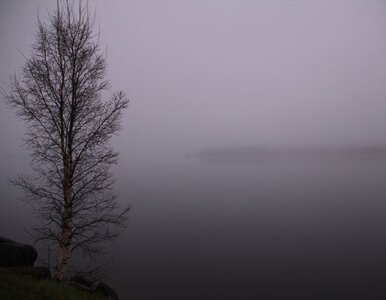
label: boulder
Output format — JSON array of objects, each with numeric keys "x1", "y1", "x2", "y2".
[
  {"x1": 70, "y1": 274, "x2": 95, "y2": 291},
  {"x1": 95, "y1": 282, "x2": 119, "y2": 300},
  {"x1": 70, "y1": 273, "x2": 119, "y2": 299},
  {"x1": 0, "y1": 236, "x2": 37, "y2": 268}
]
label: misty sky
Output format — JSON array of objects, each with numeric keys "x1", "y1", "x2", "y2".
[{"x1": 1, "y1": 0, "x2": 386, "y2": 160}]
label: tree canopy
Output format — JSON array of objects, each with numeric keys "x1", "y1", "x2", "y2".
[{"x1": 4, "y1": 0, "x2": 129, "y2": 280}]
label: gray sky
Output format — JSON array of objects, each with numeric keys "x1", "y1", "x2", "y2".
[{"x1": 1, "y1": 0, "x2": 386, "y2": 160}]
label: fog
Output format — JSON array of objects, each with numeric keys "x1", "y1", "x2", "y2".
[
  {"x1": 2, "y1": 0, "x2": 386, "y2": 157},
  {"x1": 1, "y1": 1, "x2": 386, "y2": 299}
]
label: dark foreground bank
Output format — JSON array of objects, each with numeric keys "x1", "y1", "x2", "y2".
[
  {"x1": 0, "y1": 268, "x2": 108, "y2": 300},
  {"x1": 0, "y1": 236, "x2": 118, "y2": 300}
]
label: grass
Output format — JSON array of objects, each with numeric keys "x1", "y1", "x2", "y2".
[{"x1": 0, "y1": 268, "x2": 108, "y2": 300}]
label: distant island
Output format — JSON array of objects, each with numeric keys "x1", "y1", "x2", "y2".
[{"x1": 196, "y1": 145, "x2": 386, "y2": 164}]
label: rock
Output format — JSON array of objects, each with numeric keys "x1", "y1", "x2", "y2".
[
  {"x1": 70, "y1": 274, "x2": 95, "y2": 291},
  {"x1": 10, "y1": 266, "x2": 51, "y2": 280},
  {"x1": 70, "y1": 273, "x2": 119, "y2": 299},
  {"x1": 30, "y1": 266, "x2": 51, "y2": 279},
  {"x1": 0, "y1": 236, "x2": 38, "y2": 268},
  {"x1": 95, "y1": 282, "x2": 119, "y2": 300}
]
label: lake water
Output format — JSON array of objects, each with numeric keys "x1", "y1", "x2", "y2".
[{"x1": 109, "y1": 150, "x2": 386, "y2": 300}]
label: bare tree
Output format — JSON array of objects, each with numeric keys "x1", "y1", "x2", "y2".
[{"x1": 3, "y1": 1, "x2": 129, "y2": 281}]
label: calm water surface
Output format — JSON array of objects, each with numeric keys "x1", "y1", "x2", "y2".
[{"x1": 111, "y1": 152, "x2": 386, "y2": 300}]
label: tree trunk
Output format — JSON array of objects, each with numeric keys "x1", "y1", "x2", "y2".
[
  {"x1": 55, "y1": 234, "x2": 71, "y2": 280},
  {"x1": 55, "y1": 156, "x2": 73, "y2": 281},
  {"x1": 54, "y1": 197, "x2": 72, "y2": 280}
]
